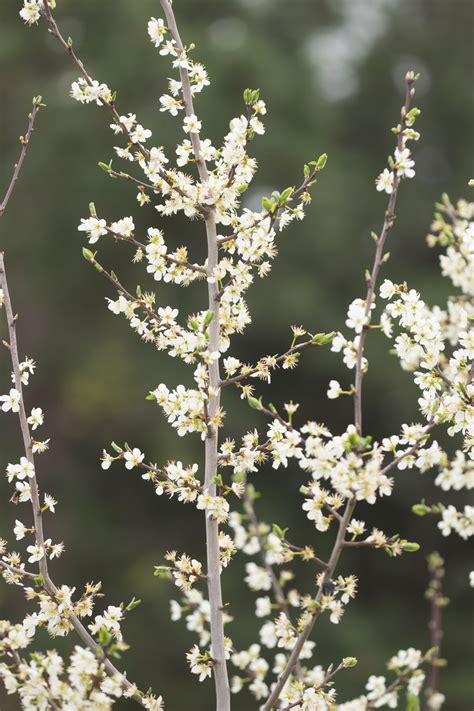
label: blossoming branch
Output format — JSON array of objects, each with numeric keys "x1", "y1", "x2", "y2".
[{"x1": 0, "y1": 1, "x2": 471, "y2": 709}]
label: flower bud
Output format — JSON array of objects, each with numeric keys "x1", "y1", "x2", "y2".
[
  {"x1": 412, "y1": 503, "x2": 430, "y2": 517},
  {"x1": 247, "y1": 396, "x2": 262, "y2": 411},
  {"x1": 342, "y1": 656, "x2": 358, "y2": 668},
  {"x1": 402, "y1": 541, "x2": 420, "y2": 553}
]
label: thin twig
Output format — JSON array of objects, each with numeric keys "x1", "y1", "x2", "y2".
[
  {"x1": 379, "y1": 420, "x2": 435, "y2": 477},
  {"x1": 216, "y1": 165, "x2": 319, "y2": 249},
  {"x1": 354, "y1": 76, "x2": 416, "y2": 434},
  {"x1": 40, "y1": 1, "x2": 148, "y2": 160},
  {"x1": 281, "y1": 660, "x2": 346, "y2": 711},
  {"x1": 342, "y1": 540, "x2": 373, "y2": 548},
  {"x1": 220, "y1": 338, "x2": 317, "y2": 387},
  {"x1": 39, "y1": 0, "x2": 200, "y2": 211},
  {"x1": 0, "y1": 98, "x2": 42, "y2": 216},
  {"x1": 159, "y1": 0, "x2": 208, "y2": 183},
  {"x1": 260, "y1": 403, "x2": 294, "y2": 431},
  {"x1": 0, "y1": 559, "x2": 38, "y2": 581},
  {"x1": 104, "y1": 225, "x2": 207, "y2": 274},
  {"x1": 282, "y1": 539, "x2": 329, "y2": 569},
  {"x1": 108, "y1": 165, "x2": 207, "y2": 218},
  {"x1": 0, "y1": 253, "x2": 51, "y2": 587},
  {"x1": 0, "y1": 91, "x2": 144, "y2": 703},
  {"x1": 424, "y1": 553, "x2": 446, "y2": 709}
]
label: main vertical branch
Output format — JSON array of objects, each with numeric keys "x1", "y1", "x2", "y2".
[
  {"x1": 159, "y1": 2, "x2": 230, "y2": 706},
  {"x1": 204, "y1": 210, "x2": 231, "y2": 709}
]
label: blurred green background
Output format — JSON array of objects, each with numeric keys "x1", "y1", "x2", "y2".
[{"x1": 1, "y1": 0, "x2": 473, "y2": 708}]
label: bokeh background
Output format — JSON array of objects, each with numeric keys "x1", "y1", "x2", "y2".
[{"x1": 1, "y1": 0, "x2": 473, "y2": 708}]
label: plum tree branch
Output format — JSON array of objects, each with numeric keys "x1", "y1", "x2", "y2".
[
  {"x1": 159, "y1": 2, "x2": 231, "y2": 708},
  {"x1": 0, "y1": 252, "x2": 148, "y2": 707},
  {"x1": 262, "y1": 74, "x2": 419, "y2": 711},
  {"x1": 0, "y1": 97, "x2": 42, "y2": 217},
  {"x1": 354, "y1": 75, "x2": 416, "y2": 435}
]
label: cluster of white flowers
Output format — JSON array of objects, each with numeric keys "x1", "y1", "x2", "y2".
[
  {"x1": 150, "y1": 383, "x2": 210, "y2": 437},
  {"x1": 187, "y1": 644, "x2": 215, "y2": 683},
  {"x1": 438, "y1": 505, "x2": 474, "y2": 539},
  {"x1": 229, "y1": 632, "x2": 326, "y2": 704},
  {"x1": 375, "y1": 94, "x2": 420, "y2": 195},
  {"x1": 170, "y1": 584, "x2": 233, "y2": 649},
  {"x1": 160, "y1": 552, "x2": 204, "y2": 593},
  {"x1": 19, "y1": 0, "x2": 42, "y2": 25},
  {"x1": 225, "y1": 506, "x2": 363, "y2": 702},
  {"x1": 336, "y1": 647, "x2": 429, "y2": 710},
  {"x1": 102, "y1": 441, "x2": 243, "y2": 539},
  {"x1": 71, "y1": 77, "x2": 113, "y2": 106},
  {"x1": 435, "y1": 450, "x2": 474, "y2": 491},
  {"x1": 375, "y1": 194, "x2": 474, "y2": 557},
  {"x1": 331, "y1": 331, "x2": 368, "y2": 371},
  {"x1": 0, "y1": 356, "x2": 62, "y2": 575},
  {"x1": 229, "y1": 632, "x2": 430, "y2": 708},
  {"x1": 0, "y1": 625, "x2": 164, "y2": 709},
  {"x1": 0, "y1": 579, "x2": 162, "y2": 706},
  {"x1": 219, "y1": 414, "x2": 439, "y2": 553}
]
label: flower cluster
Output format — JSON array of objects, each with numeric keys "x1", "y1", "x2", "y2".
[
  {"x1": 71, "y1": 77, "x2": 113, "y2": 106},
  {"x1": 375, "y1": 87, "x2": 420, "y2": 196},
  {"x1": 337, "y1": 647, "x2": 432, "y2": 710},
  {"x1": 19, "y1": 0, "x2": 43, "y2": 25},
  {"x1": 158, "y1": 551, "x2": 204, "y2": 593},
  {"x1": 0, "y1": 625, "x2": 164, "y2": 709},
  {"x1": 379, "y1": 193, "x2": 474, "y2": 557}
]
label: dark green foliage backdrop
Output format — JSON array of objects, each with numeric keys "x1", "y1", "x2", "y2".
[{"x1": 0, "y1": 1, "x2": 473, "y2": 708}]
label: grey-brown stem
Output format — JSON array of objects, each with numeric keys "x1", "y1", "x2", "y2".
[
  {"x1": 354, "y1": 77, "x2": 415, "y2": 435},
  {"x1": 0, "y1": 252, "x2": 51, "y2": 587},
  {"x1": 261, "y1": 498, "x2": 356, "y2": 710},
  {"x1": 262, "y1": 76, "x2": 417, "y2": 710},
  {"x1": 425, "y1": 553, "x2": 445, "y2": 709},
  {"x1": 159, "y1": 1, "x2": 230, "y2": 707},
  {"x1": 0, "y1": 99, "x2": 41, "y2": 217},
  {"x1": 204, "y1": 214, "x2": 231, "y2": 709},
  {"x1": 0, "y1": 252, "x2": 147, "y2": 707}
]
